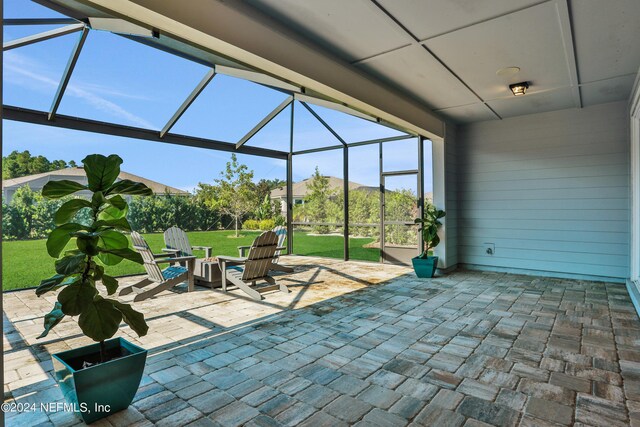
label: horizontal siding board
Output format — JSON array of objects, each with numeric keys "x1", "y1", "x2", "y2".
[
  {"x1": 458, "y1": 227, "x2": 628, "y2": 245},
  {"x1": 460, "y1": 198, "x2": 628, "y2": 211},
  {"x1": 459, "y1": 186, "x2": 629, "y2": 201},
  {"x1": 459, "y1": 246, "x2": 628, "y2": 267},
  {"x1": 456, "y1": 101, "x2": 630, "y2": 279},
  {"x1": 462, "y1": 153, "x2": 626, "y2": 174},
  {"x1": 459, "y1": 218, "x2": 628, "y2": 233},
  {"x1": 460, "y1": 209, "x2": 628, "y2": 221},
  {"x1": 459, "y1": 164, "x2": 627, "y2": 183},
  {"x1": 458, "y1": 236, "x2": 628, "y2": 256},
  {"x1": 460, "y1": 255, "x2": 629, "y2": 278},
  {"x1": 460, "y1": 175, "x2": 628, "y2": 192}
]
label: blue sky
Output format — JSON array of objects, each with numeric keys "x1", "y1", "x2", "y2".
[{"x1": 3, "y1": 0, "x2": 432, "y2": 193}]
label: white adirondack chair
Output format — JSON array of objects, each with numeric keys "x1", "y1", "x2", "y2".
[
  {"x1": 220, "y1": 231, "x2": 290, "y2": 300},
  {"x1": 119, "y1": 231, "x2": 195, "y2": 302},
  {"x1": 238, "y1": 225, "x2": 293, "y2": 273},
  {"x1": 164, "y1": 226, "x2": 212, "y2": 258},
  {"x1": 164, "y1": 226, "x2": 220, "y2": 287}
]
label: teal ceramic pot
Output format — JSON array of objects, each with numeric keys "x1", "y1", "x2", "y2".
[
  {"x1": 52, "y1": 337, "x2": 147, "y2": 424},
  {"x1": 412, "y1": 256, "x2": 439, "y2": 278}
]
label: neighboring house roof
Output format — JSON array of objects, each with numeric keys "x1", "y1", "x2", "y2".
[
  {"x1": 270, "y1": 176, "x2": 376, "y2": 199},
  {"x1": 270, "y1": 176, "x2": 434, "y2": 201},
  {"x1": 2, "y1": 167, "x2": 189, "y2": 196}
]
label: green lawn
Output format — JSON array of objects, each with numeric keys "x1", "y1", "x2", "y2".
[{"x1": 2, "y1": 230, "x2": 377, "y2": 291}]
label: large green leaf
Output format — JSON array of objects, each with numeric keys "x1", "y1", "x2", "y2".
[
  {"x1": 36, "y1": 274, "x2": 65, "y2": 297},
  {"x1": 54, "y1": 199, "x2": 92, "y2": 225},
  {"x1": 94, "y1": 217, "x2": 132, "y2": 232},
  {"x1": 46, "y1": 223, "x2": 85, "y2": 258},
  {"x1": 83, "y1": 154, "x2": 122, "y2": 192},
  {"x1": 78, "y1": 297, "x2": 123, "y2": 342},
  {"x1": 76, "y1": 233, "x2": 100, "y2": 256},
  {"x1": 58, "y1": 281, "x2": 97, "y2": 316},
  {"x1": 97, "y1": 204, "x2": 127, "y2": 222},
  {"x1": 101, "y1": 274, "x2": 118, "y2": 295},
  {"x1": 107, "y1": 195, "x2": 127, "y2": 209},
  {"x1": 97, "y1": 247, "x2": 143, "y2": 266},
  {"x1": 42, "y1": 180, "x2": 87, "y2": 199},
  {"x1": 54, "y1": 253, "x2": 86, "y2": 275},
  {"x1": 38, "y1": 302, "x2": 65, "y2": 339},
  {"x1": 106, "y1": 179, "x2": 153, "y2": 196},
  {"x1": 112, "y1": 300, "x2": 148, "y2": 337},
  {"x1": 98, "y1": 230, "x2": 129, "y2": 250}
]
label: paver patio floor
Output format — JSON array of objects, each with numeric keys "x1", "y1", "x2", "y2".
[{"x1": 4, "y1": 256, "x2": 640, "y2": 426}]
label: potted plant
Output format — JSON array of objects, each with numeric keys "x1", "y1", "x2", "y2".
[
  {"x1": 412, "y1": 204, "x2": 446, "y2": 278},
  {"x1": 36, "y1": 154, "x2": 153, "y2": 424}
]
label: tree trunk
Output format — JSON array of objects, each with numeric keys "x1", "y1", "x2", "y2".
[{"x1": 235, "y1": 216, "x2": 239, "y2": 237}]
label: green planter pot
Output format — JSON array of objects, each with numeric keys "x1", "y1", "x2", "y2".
[
  {"x1": 52, "y1": 337, "x2": 147, "y2": 424},
  {"x1": 412, "y1": 256, "x2": 439, "y2": 278}
]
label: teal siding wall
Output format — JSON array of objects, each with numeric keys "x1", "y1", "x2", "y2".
[{"x1": 457, "y1": 101, "x2": 630, "y2": 281}]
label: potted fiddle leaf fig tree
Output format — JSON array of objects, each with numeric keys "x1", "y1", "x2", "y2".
[
  {"x1": 412, "y1": 204, "x2": 446, "y2": 278},
  {"x1": 36, "y1": 154, "x2": 153, "y2": 424}
]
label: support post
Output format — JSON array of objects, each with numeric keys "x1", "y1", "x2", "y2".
[
  {"x1": 417, "y1": 136, "x2": 425, "y2": 256},
  {"x1": 286, "y1": 102, "x2": 294, "y2": 254},
  {"x1": 379, "y1": 142, "x2": 384, "y2": 263},
  {"x1": 343, "y1": 145, "x2": 349, "y2": 261}
]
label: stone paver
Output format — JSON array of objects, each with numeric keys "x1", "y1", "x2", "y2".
[{"x1": 4, "y1": 258, "x2": 640, "y2": 426}]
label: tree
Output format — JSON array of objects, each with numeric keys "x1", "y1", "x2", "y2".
[
  {"x1": 255, "y1": 178, "x2": 285, "y2": 202},
  {"x1": 302, "y1": 167, "x2": 335, "y2": 234},
  {"x1": 209, "y1": 154, "x2": 257, "y2": 237},
  {"x1": 2, "y1": 150, "x2": 76, "y2": 179}
]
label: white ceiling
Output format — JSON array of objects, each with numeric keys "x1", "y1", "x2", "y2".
[{"x1": 245, "y1": 0, "x2": 640, "y2": 123}]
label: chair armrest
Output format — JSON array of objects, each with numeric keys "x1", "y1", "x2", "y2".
[
  {"x1": 192, "y1": 245, "x2": 212, "y2": 258},
  {"x1": 237, "y1": 245, "x2": 251, "y2": 257},
  {"x1": 161, "y1": 248, "x2": 180, "y2": 255},
  {"x1": 217, "y1": 255, "x2": 246, "y2": 263},
  {"x1": 155, "y1": 255, "x2": 196, "y2": 264}
]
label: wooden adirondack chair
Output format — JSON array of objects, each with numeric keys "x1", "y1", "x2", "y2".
[
  {"x1": 238, "y1": 225, "x2": 294, "y2": 273},
  {"x1": 164, "y1": 226, "x2": 221, "y2": 287},
  {"x1": 220, "y1": 231, "x2": 290, "y2": 300},
  {"x1": 119, "y1": 231, "x2": 196, "y2": 302},
  {"x1": 164, "y1": 226, "x2": 212, "y2": 258}
]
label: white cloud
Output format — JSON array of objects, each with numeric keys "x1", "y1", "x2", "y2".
[{"x1": 4, "y1": 51, "x2": 155, "y2": 129}]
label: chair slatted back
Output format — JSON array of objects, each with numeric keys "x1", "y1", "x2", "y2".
[
  {"x1": 242, "y1": 231, "x2": 278, "y2": 281},
  {"x1": 164, "y1": 226, "x2": 193, "y2": 257},
  {"x1": 131, "y1": 231, "x2": 164, "y2": 283},
  {"x1": 272, "y1": 225, "x2": 287, "y2": 257}
]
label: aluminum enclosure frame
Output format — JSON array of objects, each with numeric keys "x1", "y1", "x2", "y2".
[{"x1": 1, "y1": 15, "x2": 430, "y2": 265}]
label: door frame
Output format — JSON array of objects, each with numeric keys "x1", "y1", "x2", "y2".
[{"x1": 380, "y1": 170, "x2": 420, "y2": 265}]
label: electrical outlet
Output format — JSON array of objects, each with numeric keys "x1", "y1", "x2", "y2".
[{"x1": 484, "y1": 243, "x2": 495, "y2": 255}]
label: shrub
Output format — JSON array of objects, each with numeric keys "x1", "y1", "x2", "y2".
[
  {"x1": 242, "y1": 219, "x2": 260, "y2": 230},
  {"x1": 259, "y1": 219, "x2": 275, "y2": 230}
]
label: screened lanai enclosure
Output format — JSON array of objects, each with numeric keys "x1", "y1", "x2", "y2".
[{"x1": 2, "y1": 0, "x2": 434, "y2": 267}]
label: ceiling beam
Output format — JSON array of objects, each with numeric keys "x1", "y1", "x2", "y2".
[
  {"x1": 299, "y1": 101, "x2": 347, "y2": 146},
  {"x1": 48, "y1": 27, "x2": 89, "y2": 121},
  {"x1": 3, "y1": 23, "x2": 85, "y2": 51},
  {"x1": 236, "y1": 96, "x2": 293, "y2": 149},
  {"x1": 556, "y1": 0, "x2": 582, "y2": 108},
  {"x1": 4, "y1": 105, "x2": 289, "y2": 160},
  {"x1": 160, "y1": 69, "x2": 216, "y2": 138},
  {"x1": 368, "y1": 0, "x2": 501, "y2": 120}
]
